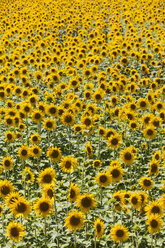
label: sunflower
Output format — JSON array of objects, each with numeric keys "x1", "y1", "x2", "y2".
[
  {"x1": 95, "y1": 171, "x2": 112, "y2": 187},
  {"x1": 65, "y1": 210, "x2": 85, "y2": 232},
  {"x1": 146, "y1": 214, "x2": 163, "y2": 234},
  {"x1": 143, "y1": 125, "x2": 157, "y2": 139},
  {"x1": 110, "y1": 224, "x2": 129, "y2": 242},
  {"x1": 2, "y1": 156, "x2": 13, "y2": 171},
  {"x1": 31, "y1": 110, "x2": 44, "y2": 124},
  {"x1": 30, "y1": 133, "x2": 41, "y2": 144},
  {"x1": 93, "y1": 90, "x2": 104, "y2": 103},
  {"x1": 120, "y1": 147, "x2": 135, "y2": 165},
  {"x1": 11, "y1": 197, "x2": 31, "y2": 218},
  {"x1": 109, "y1": 164, "x2": 124, "y2": 183},
  {"x1": 47, "y1": 146, "x2": 62, "y2": 163},
  {"x1": 59, "y1": 156, "x2": 77, "y2": 173},
  {"x1": 145, "y1": 200, "x2": 164, "y2": 217},
  {"x1": 137, "y1": 98, "x2": 149, "y2": 110},
  {"x1": 107, "y1": 133, "x2": 122, "y2": 149},
  {"x1": 34, "y1": 197, "x2": 53, "y2": 217},
  {"x1": 149, "y1": 161, "x2": 159, "y2": 176},
  {"x1": 5, "y1": 131, "x2": 15, "y2": 143},
  {"x1": 18, "y1": 145, "x2": 30, "y2": 161},
  {"x1": 152, "y1": 151, "x2": 161, "y2": 163},
  {"x1": 85, "y1": 142, "x2": 93, "y2": 158},
  {"x1": 47, "y1": 104, "x2": 58, "y2": 117},
  {"x1": 77, "y1": 193, "x2": 97, "y2": 213},
  {"x1": 73, "y1": 124, "x2": 83, "y2": 133},
  {"x1": 30, "y1": 145, "x2": 42, "y2": 158},
  {"x1": 94, "y1": 218, "x2": 104, "y2": 240},
  {"x1": 81, "y1": 116, "x2": 93, "y2": 129},
  {"x1": 42, "y1": 185, "x2": 55, "y2": 200},
  {"x1": 6, "y1": 221, "x2": 25, "y2": 242},
  {"x1": 129, "y1": 121, "x2": 138, "y2": 130},
  {"x1": 5, "y1": 192, "x2": 21, "y2": 208},
  {"x1": 122, "y1": 192, "x2": 131, "y2": 205},
  {"x1": 93, "y1": 160, "x2": 102, "y2": 168},
  {"x1": 0, "y1": 180, "x2": 15, "y2": 198},
  {"x1": 38, "y1": 168, "x2": 56, "y2": 187},
  {"x1": 139, "y1": 177, "x2": 154, "y2": 190},
  {"x1": 113, "y1": 191, "x2": 124, "y2": 211},
  {"x1": 130, "y1": 193, "x2": 141, "y2": 209},
  {"x1": 61, "y1": 111, "x2": 75, "y2": 126},
  {"x1": 43, "y1": 118, "x2": 56, "y2": 131},
  {"x1": 22, "y1": 167, "x2": 34, "y2": 183},
  {"x1": 21, "y1": 102, "x2": 32, "y2": 116},
  {"x1": 67, "y1": 183, "x2": 80, "y2": 203}
]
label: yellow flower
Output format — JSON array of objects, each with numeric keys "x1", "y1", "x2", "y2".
[
  {"x1": 139, "y1": 177, "x2": 154, "y2": 191},
  {"x1": 146, "y1": 214, "x2": 163, "y2": 234},
  {"x1": 143, "y1": 125, "x2": 157, "y2": 139},
  {"x1": 34, "y1": 197, "x2": 53, "y2": 218},
  {"x1": 94, "y1": 218, "x2": 104, "y2": 240},
  {"x1": 67, "y1": 183, "x2": 80, "y2": 203},
  {"x1": 18, "y1": 145, "x2": 30, "y2": 161},
  {"x1": 11, "y1": 197, "x2": 31, "y2": 218},
  {"x1": 95, "y1": 171, "x2": 112, "y2": 187},
  {"x1": 59, "y1": 156, "x2": 77, "y2": 173},
  {"x1": 120, "y1": 147, "x2": 135, "y2": 165},
  {"x1": 0, "y1": 180, "x2": 15, "y2": 198},
  {"x1": 77, "y1": 193, "x2": 97, "y2": 213},
  {"x1": 145, "y1": 200, "x2": 164, "y2": 217},
  {"x1": 65, "y1": 210, "x2": 85, "y2": 232},
  {"x1": 47, "y1": 146, "x2": 62, "y2": 163},
  {"x1": 110, "y1": 224, "x2": 129, "y2": 242},
  {"x1": 6, "y1": 221, "x2": 25, "y2": 242},
  {"x1": 109, "y1": 164, "x2": 124, "y2": 183},
  {"x1": 107, "y1": 133, "x2": 122, "y2": 149},
  {"x1": 2, "y1": 156, "x2": 13, "y2": 171},
  {"x1": 38, "y1": 168, "x2": 56, "y2": 187}
]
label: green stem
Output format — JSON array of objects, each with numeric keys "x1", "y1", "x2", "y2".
[{"x1": 74, "y1": 232, "x2": 76, "y2": 248}]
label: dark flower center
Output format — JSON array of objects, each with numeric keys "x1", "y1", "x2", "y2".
[
  {"x1": 1, "y1": 186, "x2": 10, "y2": 195},
  {"x1": 147, "y1": 129, "x2": 153, "y2": 136},
  {"x1": 100, "y1": 175, "x2": 107, "y2": 183},
  {"x1": 124, "y1": 152, "x2": 132, "y2": 160},
  {"x1": 43, "y1": 174, "x2": 52, "y2": 183},
  {"x1": 65, "y1": 161, "x2": 71, "y2": 169},
  {"x1": 96, "y1": 224, "x2": 101, "y2": 233},
  {"x1": 51, "y1": 150, "x2": 59, "y2": 158},
  {"x1": 81, "y1": 197, "x2": 92, "y2": 208},
  {"x1": 116, "y1": 229, "x2": 124, "y2": 237},
  {"x1": 131, "y1": 197, "x2": 138, "y2": 205},
  {"x1": 40, "y1": 202, "x2": 49, "y2": 212},
  {"x1": 17, "y1": 202, "x2": 27, "y2": 213},
  {"x1": 111, "y1": 138, "x2": 118, "y2": 145},
  {"x1": 70, "y1": 189, "x2": 76, "y2": 198},
  {"x1": 111, "y1": 169, "x2": 120, "y2": 178},
  {"x1": 150, "y1": 220, "x2": 158, "y2": 228},
  {"x1": 151, "y1": 206, "x2": 160, "y2": 214},
  {"x1": 11, "y1": 227, "x2": 19, "y2": 237},
  {"x1": 143, "y1": 179, "x2": 151, "y2": 187},
  {"x1": 70, "y1": 216, "x2": 80, "y2": 226}
]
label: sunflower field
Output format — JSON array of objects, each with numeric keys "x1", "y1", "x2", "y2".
[{"x1": 0, "y1": 0, "x2": 164, "y2": 247}]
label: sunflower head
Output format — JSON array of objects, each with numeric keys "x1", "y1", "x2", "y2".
[
  {"x1": 95, "y1": 171, "x2": 112, "y2": 187},
  {"x1": 77, "y1": 193, "x2": 97, "y2": 213},
  {"x1": 110, "y1": 224, "x2": 129, "y2": 242},
  {"x1": 38, "y1": 168, "x2": 56, "y2": 187},
  {"x1": 94, "y1": 218, "x2": 104, "y2": 240},
  {"x1": 146, "y1": 214, "x2": 163, "y2": 234},
  {"x1": 6, "y1": 221, "x2": 25, "y2": 242},
  {"x1": 34, "y1": 197, "x2": 53, "y2": 217},
  {"x1": 65, "y1": 210, "x2": 85, "y2": 232}
]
